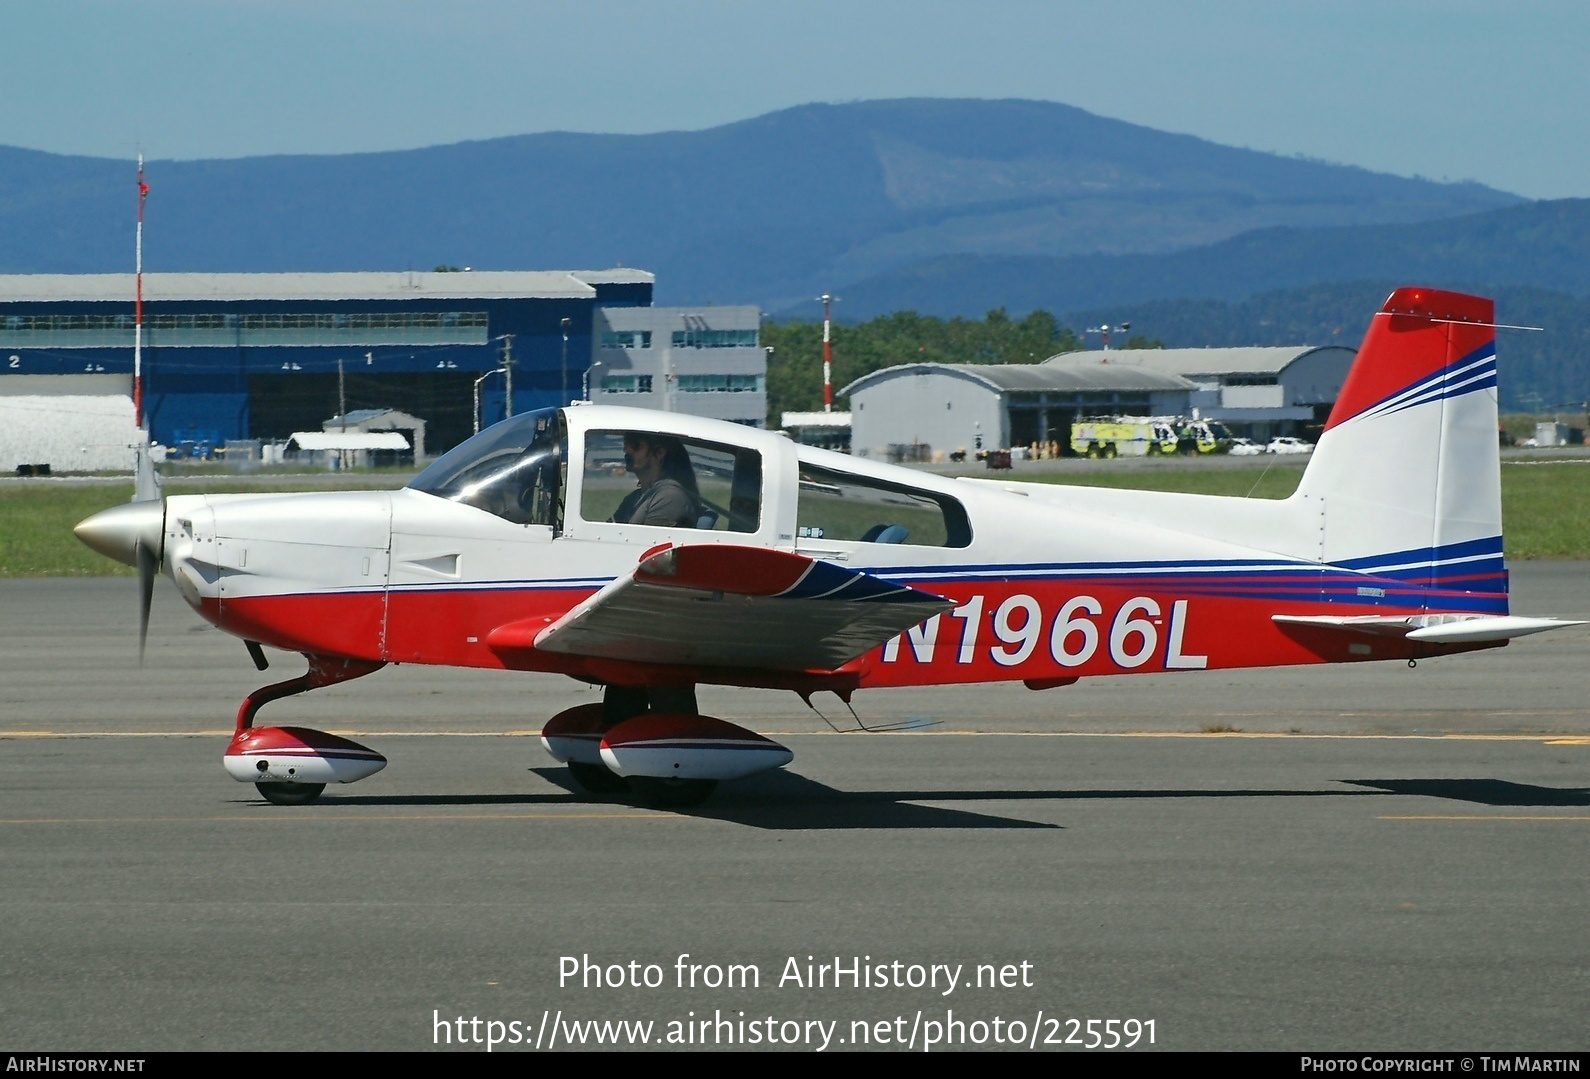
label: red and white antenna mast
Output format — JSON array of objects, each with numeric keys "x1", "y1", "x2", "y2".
[
  {"x1": 817, "y1": 293, "x2": 838, "y2": 412},
  {"x1": 134, "y1": 155, "x2": 148, "y2": 428}
]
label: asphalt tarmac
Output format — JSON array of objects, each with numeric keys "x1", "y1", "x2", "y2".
[{"x1": 1, "y1": 567, "x2": 1587, "y2": 1052}]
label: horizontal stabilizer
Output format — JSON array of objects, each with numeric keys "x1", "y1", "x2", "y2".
[
  {"x1": 1406, "y1": 615, "x2": 1586, "y2": 643},
  {"x1": 1274, "y1": 613, "x2": 1585, "y2": 643},
  {"x1": 518, "y1": 544, "x2": 954, "y2": 672}
]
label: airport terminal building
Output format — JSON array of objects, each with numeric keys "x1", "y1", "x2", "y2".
[
  {"x1": 0, "y1": 270, "x2": 677, "y2": 459},
  {"x1": 589, "y1": 304, "x2": 766, "y2": 428}
]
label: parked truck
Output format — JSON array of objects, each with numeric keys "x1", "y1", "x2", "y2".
[
  {"x1": 1174, "y1": 417, "x2": 1236, "y2": 455},
  {"x1": 1070, "y1": 418, "x2": 1176, "y2": 458},
  {"x1": 1070, "y1": 416, "x2": 1234, "y2": 458}
]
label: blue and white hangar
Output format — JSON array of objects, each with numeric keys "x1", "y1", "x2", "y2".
[{"x1": 0, "y1": 270, "x2": 768, "y2": 467}]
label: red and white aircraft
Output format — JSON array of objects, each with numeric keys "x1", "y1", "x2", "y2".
[{"x1": 75, "y1": 287, "x2": 1581, "y2": 806}]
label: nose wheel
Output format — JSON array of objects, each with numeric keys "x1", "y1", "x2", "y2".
[{"x1": 255, "y1": 781, "x2": 326, "y2": 806}]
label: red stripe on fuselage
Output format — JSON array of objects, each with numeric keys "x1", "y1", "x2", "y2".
[
  {"x1": 206, "y1": 577, "x2": 1499, "y2": 689},
  {"x1": 202, "y1": 592, "x2": 388, "y2": 661}
]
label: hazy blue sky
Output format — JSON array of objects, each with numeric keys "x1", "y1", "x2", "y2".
[{"x1": 3, "y1": 0, "x2": 1585, "y2": 199}]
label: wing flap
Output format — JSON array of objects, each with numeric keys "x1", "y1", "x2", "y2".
[{"x1": 524, "y1": 544, "x2": 953, "y2": 671}]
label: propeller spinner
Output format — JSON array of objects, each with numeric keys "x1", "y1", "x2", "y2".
[{"x1": 74, "y1": 500, "x2": 166, "y2": 660}]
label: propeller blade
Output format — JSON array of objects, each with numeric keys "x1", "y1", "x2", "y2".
[{"x1": 136, "y1": 540, "x2": 157, "y2": 663}]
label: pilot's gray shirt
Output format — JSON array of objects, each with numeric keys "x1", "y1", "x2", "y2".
[{"x1": 612, "y1": 478, "x2": 696, "y2": 527}]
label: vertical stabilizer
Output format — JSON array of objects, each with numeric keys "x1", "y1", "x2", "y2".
[{"x1": 1295, "y1": 287, "x2": 1504, "y2": 603}]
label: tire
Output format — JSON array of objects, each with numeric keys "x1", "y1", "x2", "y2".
[
  {"x1": 1103, "y1": 444, "x2": 1117, "y2": 459},
  {"x1": 568, "y1": 760, "x2": 630, "y2": 794},
  {"x1": 256, "y1": 781, "x2": 325, "y2": 805},
  {"x1": 1085, "y1": 444, "x2": 1100, "y2": 459},
  {"x1": 1146, "y1": 443, "x2": 1161, "y2": 456},
  {"x1": 629, "y1": 776, "x2": 717, "y2": 809}
]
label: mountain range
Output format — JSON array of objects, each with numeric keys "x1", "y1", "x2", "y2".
[
  {"x1": 1, "y1": 98, "x2": 1584, "y2": 409},
  {"x1": 0, "y1": 98, "x2": 1522, "y2": 308}
]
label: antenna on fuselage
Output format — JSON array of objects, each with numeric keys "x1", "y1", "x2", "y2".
[{"x1": 797, "y1": 690, "x2": 939, "y2": 734}]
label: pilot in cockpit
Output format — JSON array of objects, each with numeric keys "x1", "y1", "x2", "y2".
[
  {"x1": 611, "y1": 433, "x2": 700, "y2": 527},
  {"x1": 603, "y1": 432, "x2": 703, "y2": 721}
]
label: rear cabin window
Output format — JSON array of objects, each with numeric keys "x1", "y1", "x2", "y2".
[
  {"x1": 580, "y1": 430, "x2": 762, "y2": 533},
  {"x1": 796, "y1": 464, "x2": 971, "y2": 547}
]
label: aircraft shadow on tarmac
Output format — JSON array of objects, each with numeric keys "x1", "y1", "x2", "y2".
[
  {"x1": 1344, "y1": 779, "x2": 1590, "y2": 806},
  {"x1": 273, "y1": 768, "x2": 1590, "y2": 830},
  {"x1": 292, "y1": 768, "x2": 1058, "y2": 830}
]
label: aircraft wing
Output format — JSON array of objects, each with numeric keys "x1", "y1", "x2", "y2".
[{"x1": 511, "y1": 544, "x2": 954, "y2": 671}]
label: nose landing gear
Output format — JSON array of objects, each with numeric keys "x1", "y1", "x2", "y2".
[{"x1": 223, "y1": 656, "x2": 387, "y2": 805}]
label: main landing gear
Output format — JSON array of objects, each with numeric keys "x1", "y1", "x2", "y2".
[
  {"x1": 540, "y1": 689, "x2": 794, "y2": 809},
  {"x1": 222, "y1": 656, "x2": 388, "y2": 805}
]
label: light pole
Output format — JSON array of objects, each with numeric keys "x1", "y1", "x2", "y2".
[
  {"x1": 492, "y1": 334, "x2": 515, "y2": 419},
  {"x1": 560, "y1": 317, "x2": 571, "y2": 405},
  {"x1": 583, "y1": 358, "x2": 602, "y2": 403},
  {"x1": 473, "y1": 369, "x2": 504, "y2": 435},
  {"x1": 764, "y1": 346, "x2": 775, "y2": 428}
]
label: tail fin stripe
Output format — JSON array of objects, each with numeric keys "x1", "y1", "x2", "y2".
[
  {"x1": 1360, "y1": 564, "x2": 1507, "y2": 591},
  {"x1": 1362, "y1": 555, "x2": 1506, "y2": 576},
  {"x1": 1385, "y1": 354, "x2": 1495, "y2": 406},
  {"x1": 1354, "y1": 345, "x2": 1496, "y2": 422},
  {"x1": 1375, "y1": 365, "x2": 1497, "y2": 419},
  {"x1": 1332, "y1": 535, "x2": 1504, "y2": 572}
]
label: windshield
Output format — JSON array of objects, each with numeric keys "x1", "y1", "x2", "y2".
[{"x1": 408, "y1": 408, "x2": 565, "y2": 527}]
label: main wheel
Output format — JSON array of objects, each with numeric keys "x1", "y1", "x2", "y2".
[
  {"x1": 629, "y1": 776, "x2": 717, "y2": 809},
  {"x1": 568, "y1": 760, "x2": 630, "y2": 794},
  {"x1": 256, "y1": 781, "x2": 326, "y2": 805}
]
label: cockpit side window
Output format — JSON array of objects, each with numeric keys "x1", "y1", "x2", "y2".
[
  {"x1": 796, "y1": 463, "x2": 971, "y2": 547},
  {"x1": 407, "y1": 408, "x2": 565, "y2": 527},
  {"x1": 580, "y1": 430, "x2": 761, "y2": 533}
]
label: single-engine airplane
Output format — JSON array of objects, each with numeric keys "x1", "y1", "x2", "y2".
[{"x1": 75, "y1": 287, "x2": 1583, "y2": 807}]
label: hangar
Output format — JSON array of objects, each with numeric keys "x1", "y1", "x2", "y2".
[
  {"x1": 842, "y1": 362, "x2": 1195, "y2": 461},
  {"x1": 1044, "y1": 345, "x2": 1356, "y2": 441},
  {"x1": 843, "y1": 344, "x2": 1356, "y2": 461},
  {"x1": 0, "y1": 270, "x2": 651, "y2": 456}
]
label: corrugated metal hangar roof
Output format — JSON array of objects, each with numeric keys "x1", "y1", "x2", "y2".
[
  {"x1": 1043, "y1": 345, "x2": 1348, "y2": 377},
  {"x1": 843, "y1": 362, "x2": 1193, "y2": 396},
  {"x1": 0, "y1": 269, "x2": 654, "y2": 303}
]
